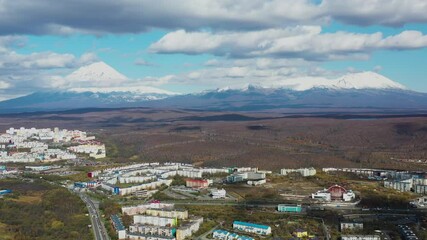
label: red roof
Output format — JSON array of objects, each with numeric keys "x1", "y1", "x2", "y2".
[{"x1": 186, "y1": 178, "x2": 208, "y2": 183}]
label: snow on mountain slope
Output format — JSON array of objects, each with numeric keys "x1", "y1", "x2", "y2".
[
  {"x1": 253, "y1": 71, "x2": 406, "y2": 91},
  {"x1": 66, "y1": 61, "x2": 128, "y2": 87},
  {"x1": 65, "y1": 61, "x2": 176, "y2": 98},
  {"x1": 69, "y1": 86, "x2": 176, "y2": 95},
  {"x1": 333, "y1": 72, "x2": 406, "y2": 90}
]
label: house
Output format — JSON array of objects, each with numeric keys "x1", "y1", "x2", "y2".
[{"x1": 293, "y1": 229, "x2": 308, "y2": 238}]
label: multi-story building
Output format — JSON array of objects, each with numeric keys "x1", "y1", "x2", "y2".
[
  {"x1": 340, "y1": 222, "x2": 363, "y2": 231},
  {"x1": 144, "y1": 209, "x2": 188, "y2": 220},
  {"x1": 281, "y1": 167, "x2": 316, "y2": 177},
  {"x1": 341, "y1": 235, "x2": 381, "y2": 240},
  {"x1": 133, "y1": 215, "x2": 177, "y2": 227},
  {"x1": 210, "y1": 188, "x2": 226, "y2": 199},
  {"x1": 414, "y1": 185, "x2": 427, "y2": 194},
  {"x1": 384, "y1": 179, "x2": 413, "y2": 192}
]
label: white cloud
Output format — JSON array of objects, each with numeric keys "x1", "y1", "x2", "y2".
[
  {"x1": 0, "y1": 37, "x2": 100, "y2": 97},
  {"x1": 323, "y1": 0, "x2": 427, "y2": 27},
  {"x1": 0, "y1": 0, "x2": 426, "y2": 36},
  {"x1": 134, "y1": 58, "x2": 154, "y2": 66},
  {"x1": 0, "y1": 80, "x2": 10, "y2": 89},
  {"x1": 150, "y1": 28, "x2": 427, "y2": 61}
]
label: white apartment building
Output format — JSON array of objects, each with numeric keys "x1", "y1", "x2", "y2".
[
  {"x1": 210, "y1": 188, "x2": 226, "y2": 199},
  {"x1": 281, "y1": 167, "x2": 317, "y2": 177}
]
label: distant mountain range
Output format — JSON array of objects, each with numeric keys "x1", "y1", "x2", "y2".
[{"x1": 0, "y1": 62, "x2": 426, "y2": 113}]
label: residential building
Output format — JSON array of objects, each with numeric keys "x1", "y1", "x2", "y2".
[
  {"x1": 384, "y1": 179, "x2": 413, "y2": 192},
  {"x1": 281, "y1": 167, "x2": 316, "y2": 177},
  {"x1": 185, "y1": 178, "x2": 212, "y2": 188},
  {"x1": 397, "y1": 225, "x2": 419, "y2": 240},
  {"x1": 233, "y1": 221, "x2": 271, "y2": 235},
  {"x1": 176, "y1": 217, "x2": 203, "y2": 240},
  {"x1": 414, "y1": 185, "x2": 427, "y2": 194},
  {"x1": 210, "y1": 188, "x2": 226, "y2": 199},
  {"x1": 133, "y1": 215, "x2": 177, "y2": 227},
  {"x1": 111, "y1": 215, "x2": 127, "y2": 239},
  {"x1": 340, "y1": 222, "x2": 363, "y2": 231},
  {"x1": 212, "y1": 229, "x2": 254, "y2": 240},
  {"x1": 144, "y1": 209, "x2": 188, "y2": 220},
  {"x1": 341, "y1": 235, "x2": 380, "y2": 240}
]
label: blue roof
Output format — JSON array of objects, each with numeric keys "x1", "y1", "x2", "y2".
[
  {"x1": 111, "y1": 215, "x2": 125, "y2": 231},
  {"x1": 237, "y1": 236, "x2": 255, "y2": 240},
  {"x1": 213, "y1": 229, "x2": 230, "y2": 235},
  {"x1": 0, "y1": 189, "x2": 11, "y2": 195},
  {"x1": 233, "y1": 221, "x2": 270, "y2": 230}
]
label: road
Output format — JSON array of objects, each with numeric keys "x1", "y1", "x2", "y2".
[{"x1": 78, "y1": 192, "x2": 110, "y2": 240}]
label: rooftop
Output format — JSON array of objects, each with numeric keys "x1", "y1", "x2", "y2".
[{"x1": 233, "y1": 221, "x2": 270, "y2": 230}]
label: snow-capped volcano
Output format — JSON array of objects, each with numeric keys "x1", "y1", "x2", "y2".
[
  {"x1": 230, "y1": 71, "x2": 407, "y2": 91},
  {"x1": 333, "y1": 72, "x2": 406, "y2": 90},
  {"x1": 65, "y1": 61, "x2": 176, "y2": 98},
  {"x1": 66, "y1": 61, "x2": 128, "y2": 87},
  {"x1": 69, "y1": 86, "x2": 176, "y2": 95},
  {"x1": 1, "y1": 67, "x2": 425, "y2": 113}
]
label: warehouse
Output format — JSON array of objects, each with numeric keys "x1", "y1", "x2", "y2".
[{"x1": 233, "y1": 221, "x2": 271, "y2": 235}]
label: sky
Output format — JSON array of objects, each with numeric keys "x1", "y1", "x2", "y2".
[{"x1": 0, "y1": 0, "x2": 427, "y2": 100}]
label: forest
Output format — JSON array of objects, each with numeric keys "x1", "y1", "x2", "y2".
[{"x1": 0, "y1": 179, "x2": 92, "y2": 240}]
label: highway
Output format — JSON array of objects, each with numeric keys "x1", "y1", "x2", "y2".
[{"x1": 78, "y1": 192, "x2": 110, "y2": 240}]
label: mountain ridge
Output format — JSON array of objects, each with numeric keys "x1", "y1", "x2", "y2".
[{"x1": 0, "y1": 62, "x2": 425, "y2": 113}]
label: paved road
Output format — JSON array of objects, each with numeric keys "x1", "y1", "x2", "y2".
[{"x1": 78, "y1": 192, "x2": 110, "y2": 240}]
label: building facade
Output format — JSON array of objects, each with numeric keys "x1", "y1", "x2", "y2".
[{"x1": 233, "y1": 221, "x2": 271, "y2": 235}]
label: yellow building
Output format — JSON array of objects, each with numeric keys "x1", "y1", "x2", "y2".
[{"x1": 293, "y1": 229, "x2": 308, "y2": 238}]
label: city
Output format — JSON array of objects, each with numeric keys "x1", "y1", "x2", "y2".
[
  {"x1": 1, "y1": 126, "x2": 427, "y2": 239},
  {"x1": 1, "y1": 1, "x2": 427, "y2": 240}
]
